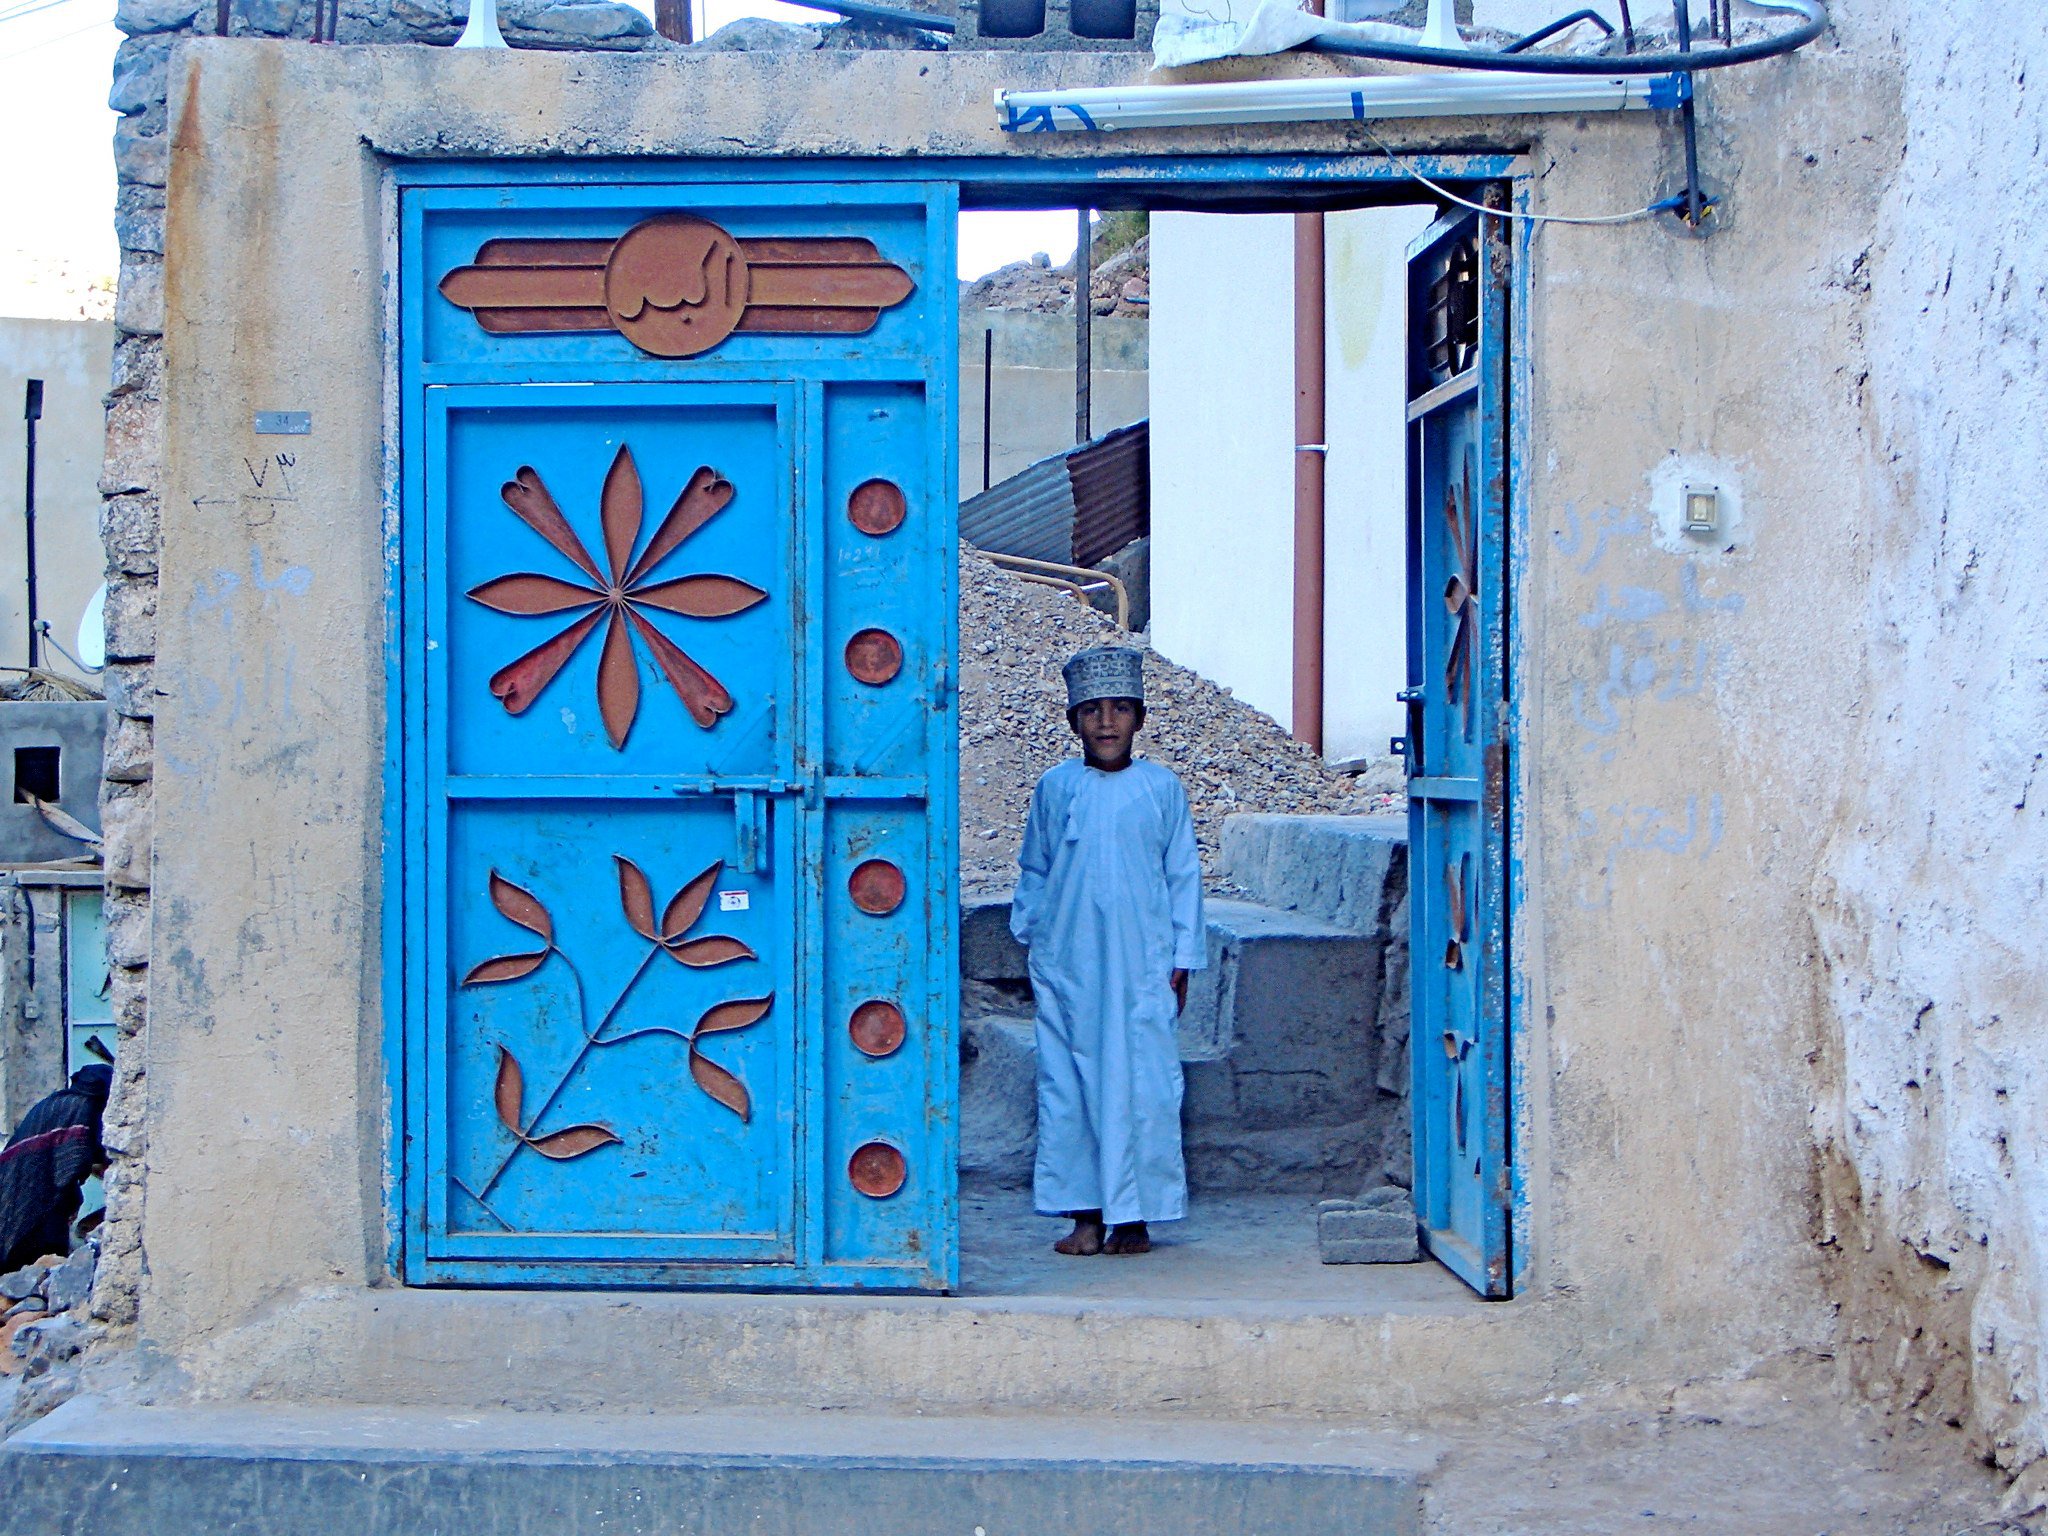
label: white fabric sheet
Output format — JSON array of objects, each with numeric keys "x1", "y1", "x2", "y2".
[{"x1": 1011, "y1": 758, "x2": 1207, "y2": 1225}]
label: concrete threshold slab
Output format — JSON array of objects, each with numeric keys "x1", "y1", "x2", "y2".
[
  {"x1": 1, "y1": 1396, "x2": 1438, "y2": 1536},
  {"x1": 158, "y1": 1196, "x2": 1524, "y2": 1420}
]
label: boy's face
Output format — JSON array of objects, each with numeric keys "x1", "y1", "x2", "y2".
[{"x1": 1072, "y1": 696, "x2": 1141, "y2": 768}]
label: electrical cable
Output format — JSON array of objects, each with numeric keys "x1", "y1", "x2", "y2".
[
  {"x1": 0, "y1": 0, "x2": 78, "y2": 26},
  {"x1": 0, "y1": 13, "x2": 104, "y2": 56},
  {"x1": 1358, "y1": 123, "x2": 1682, "y2": 225},
  {"x1": 1308, "y1": 0, "x2": 1824, "y2": 74}
]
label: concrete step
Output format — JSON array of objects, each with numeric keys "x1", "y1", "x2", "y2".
[
  {"x1": 0, "y1": 1396, "x2": 1436, "y2": 1536},
  {"x1": 1219, "y1": 813, "x2": 1408, "y2": 933}
]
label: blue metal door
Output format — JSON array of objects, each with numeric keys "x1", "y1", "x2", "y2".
[
  {"x1": 1404, "y1": 206, "x2": 1511, "y2": 1297},
  {"x1": 395, "y1": 182, "x2": 958, "y2": 1290}
]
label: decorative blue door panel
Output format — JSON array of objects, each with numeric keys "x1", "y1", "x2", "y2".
[
  {"x1": 1405, "y1": 207, "x2": 1512, "y2": 1298},
  {"x1": 397, "y1": 180, "x2": 958, "y2": 1291},
  {"x1": 433, "y1": 800, "x2": 797, "y2": 1263},
  {"x1": 433, "y1": 387, "x2": 796, "y2": 780}
]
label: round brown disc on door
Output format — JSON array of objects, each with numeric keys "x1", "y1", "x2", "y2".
[
  {"x1": 847, "y1": 478, "x2": 907, "y2": 537},
  {"x1": 848, "y1": 999, "x2": 908, "y2": 1058},
  {"x1": 603, "y1": 214, "x2": 751, "y2": 359},
  {"x1": 848, "y1": 1140, "x2": 907, "y2": 1199},
  {"x1": 845, "y1": 628, "x2": 903, "y2": 686},
  {"x1": 848, "y1": 859, "x2": 906, "y2": 915}
]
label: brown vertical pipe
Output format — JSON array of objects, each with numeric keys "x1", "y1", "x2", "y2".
[
  {"x1": 655, "y1": 0, "x2": 692, "y2": 41},
  {"x1": 1075, "y1": 208, "x2": 1093, "y2": 445},
  {"x1": 1291, "y1": 209, "x2": 1326, "y2": 753}
]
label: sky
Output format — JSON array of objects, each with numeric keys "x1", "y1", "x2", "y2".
[{"x1": 0, "y1": 0, "x2": 1077, "y2": 315}]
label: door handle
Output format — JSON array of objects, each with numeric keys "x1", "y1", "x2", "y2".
[
  {"x1": 1396, "y1": 687, "x2": 1425, "y2": 775},
  {"x1": 734, "y1": 790, "x2": 763, "y2": 876}
]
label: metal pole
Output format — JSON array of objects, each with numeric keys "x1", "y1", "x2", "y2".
[
  {"x1": 1074, "y1": 208, "x2": 1092, "y2": 445},
  {"x1": 1291, "y1": 214, "x2": 1326, "y2": 754},
  {"x1": 23, "y1": 380, "x2": 42, "y2": 671},
  {"x1": 1675, "y1": 0, "x2": 1703, "y2": 226},
  {"x1": 981, "y1": 327, "x2": 995, "y2": 492}
]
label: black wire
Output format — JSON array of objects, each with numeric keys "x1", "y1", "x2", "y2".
[{"x1": 1308, "y1": 0, "x2": 1825, "y2": 74}]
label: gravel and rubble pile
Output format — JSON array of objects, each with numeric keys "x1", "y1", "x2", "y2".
[
  {"x1": 959, "y1": 235, "x2": 1150, "y2": 319},
  {"x1": 959, "y1": 546, "x2": 1394, "y2": 893}
]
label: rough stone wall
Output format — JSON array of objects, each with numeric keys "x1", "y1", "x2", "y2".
[{"x1": 1810, "y1": 0, "x2": 2048, "y2": 1488}]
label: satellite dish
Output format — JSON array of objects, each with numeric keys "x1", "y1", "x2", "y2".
[{"x1": 78, "y1": 584, "x2": 106, "y2": 670}]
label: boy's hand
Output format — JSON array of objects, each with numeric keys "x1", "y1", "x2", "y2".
[{"x1": 1170, "y1": 969, "x2": 1189, "y2": 1015}]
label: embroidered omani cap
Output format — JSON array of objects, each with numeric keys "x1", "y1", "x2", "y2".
[{"x1": 1062, "y1": 646, "x2": 1145, "y2": 710}]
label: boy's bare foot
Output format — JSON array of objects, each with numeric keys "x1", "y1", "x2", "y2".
[
  {"x1": 1054, "y1": 1211, "x2": 1104, "y2": 1256},
  {"x1": 1104, "y1": 1221, "x2": 1150, "y2": 1255}
]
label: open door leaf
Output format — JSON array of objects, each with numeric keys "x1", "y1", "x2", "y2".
[
  {"x1": 525, "y1": 1124, "x2": 623, "y2": 1160},
  {"x1": 694, "y1": 993, "x2": 773, "y2": 1037},
  {"x1": 463, "y1": 951, "x2": 548, "y2": 986},
  {"x1": 689, "y1": 1047, "x2": 751, "y2": 1121},
  {"x1": 614, "y1": 855, "x2": 658, "y2": 940},
  {"x1": 662, "y1": 861, "x2": 723, "y2": 941},
  {"x1": 668, "y1": 935, "x2": 756, "y2": 968},
  {"x1": 493, "y1": 1045, "x2": 524, "y2": 1135},
  {"x1": 489, "y1": 872, "x2": 553, "y2": 943}
]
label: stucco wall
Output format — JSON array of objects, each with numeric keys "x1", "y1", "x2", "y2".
[
  {"x1": 0, "y1": 318, "x2": 113, "y2": 678},
  {"x1": 1809, "y1": 0, "x2": 2048, "y2": 1485},
  {"x1": 91, "y1": 27, "x2": 2038, "y2": 1459}
]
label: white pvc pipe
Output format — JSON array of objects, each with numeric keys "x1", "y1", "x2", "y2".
[{"x1": 996, "y1": 70, "x2": 1683, "y2": 133}]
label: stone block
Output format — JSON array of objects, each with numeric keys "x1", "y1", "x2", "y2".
[
  {"x1": 1317, "y1": 1187, "x2": 1419, "y2": 1264},
  {"x1": 0, "y1": 1266, "x2": 44, "y2": 1303},
  {"x1": 960, "y1": 894, "x2": 1026, "y2": 981},
  {"x1": 14, "y1": 1312, "x2": 85, "y2": 1364},
  {"x1": 110, "y1": 965, "x2": 149, "y2": 1038},
  {"x1": 241, "y1": 0, "x2": 299, "y2": 30},
  {"x1": 101, "y1": 394, "x2": 164, "y2": 498},
  {"x1": 507, "y1": 0, "x2": 653, "y2": 42},
  {"x1": 1220, "y1": 814, "x2": 1407, "y2": 934},
  {"x1": 110, "y1": 335, "x2": 163, "y2": 402},
  {"x1": 114, "y1": 123, "x2": 169, "y2": 187},
  {"x1": 5, "y1": 1362, "x2": 79, "y2": 1430},
  {"x1": 103, "y1": 576, "x2": 159, "y2": 662},
  {"x1": 105, "y1": 891, "x2": 151, "y2": 970},
  {"x1": 815, "y1": 15, "x2": 945, "y2": 46},
  {"x1": 116, "y1": 0, "x2": 200, "y2": 32},
  {"x1": 101, "y1": 783, "x2": 153, "y2": 892},
  {"x1": 102, "y1": 660, "x2": 156, "y2": 720},
  {"x1": 107, "y1": 37, "x2": 170, "y2": 115},
  {"x1": 115, "y1": 184, "x2": 167, "y2": 256},
  {"x1": 115, "y1": 257, "x2": 164, "y2": 338},
  {"x1": 694, "y1": 15, "x2": 818, "y2": 47},
  {"x1": 42, "y1": 1249, "x2": 96, "y2": 1315},
  {"x1": 4, "y1": 1297, "x2": 47, "y2": 1321},
  {"x1": 959, "y1": 1010, "x2": 1037, "y2": 1187},
  {"x1": 102, "y1": 494, "x2": 161, "y2": 576},
  {"x1": 104, "y1": 713, "x2": 154, "y2": 784}
]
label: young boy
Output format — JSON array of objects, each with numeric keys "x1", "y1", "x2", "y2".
[{"x1": 1010, "y1": 646, "x2": 1205, "y2": 1257}]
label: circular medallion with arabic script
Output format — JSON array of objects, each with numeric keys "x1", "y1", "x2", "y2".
[{"x1": 604, "y1": 214, "x2": 751, "y2": 359}]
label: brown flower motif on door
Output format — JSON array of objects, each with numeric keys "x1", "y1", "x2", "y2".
[{"x1": 468, "y1": 444, "x2": 767, "y2": 748}]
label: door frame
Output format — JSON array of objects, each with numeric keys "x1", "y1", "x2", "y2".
[{"x1": 382, "y1": 153, "x2": 1533, "y2": 1295}]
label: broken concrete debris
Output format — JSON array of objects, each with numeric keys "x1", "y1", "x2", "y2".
[{"x1": 0, "y1": 1240, "x2": 99, "y2": 1420}]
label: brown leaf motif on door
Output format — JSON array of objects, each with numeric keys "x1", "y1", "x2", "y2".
[
  {"x1": 467, "y1": 444, "x2": 767, "y2": 749},
  {"x1": 451, "y1": 859, "x2": 773, "y2": 1232}
]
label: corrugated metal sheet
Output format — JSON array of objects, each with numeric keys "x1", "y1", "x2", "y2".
[
  {"x1": 960, "y1": 418, "x2": 1150, "y2": 568},
  {"x1": 1068, "y1": 419, "x2": 1149, "y2": 567},
  {"x1": 959, "y1": 455, "x2": 1075, "y2": 565}
]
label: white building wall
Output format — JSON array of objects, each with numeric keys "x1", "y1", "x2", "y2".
[
  {"x1": 1148, "y1": 211, "x2": 1298, "y2": 729},
  {"x1": 1149, "y1": 207, "x2": 1424, "y2": 757},
  {"x1": 1322, "y1": 204, "x2": 1433, "y2": 761}
]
